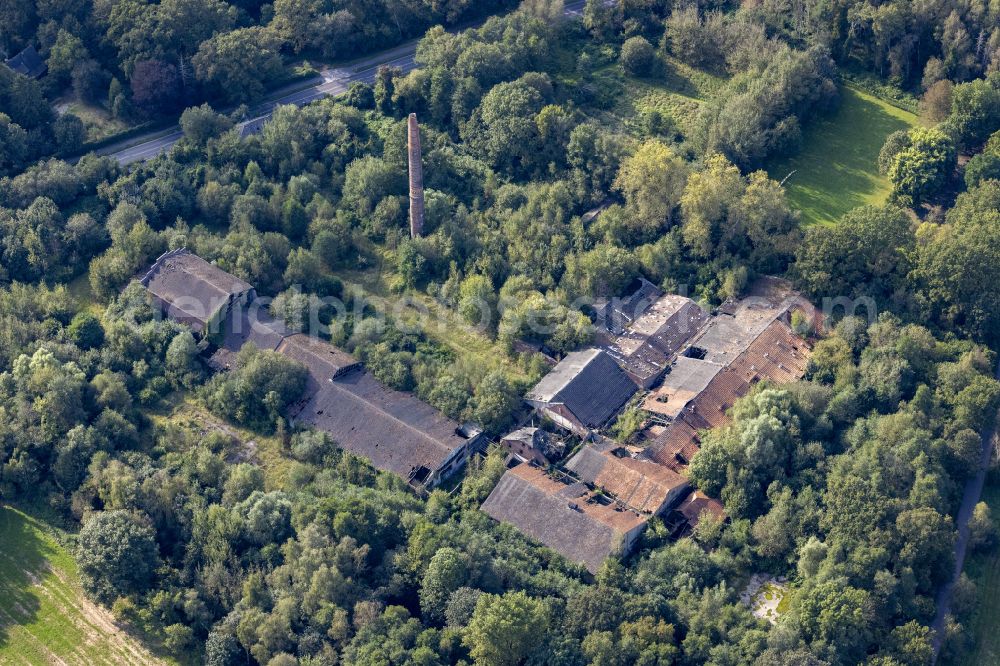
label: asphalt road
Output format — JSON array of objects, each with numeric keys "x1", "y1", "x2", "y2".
[{"x1": 103, "y1": 0, "x2": 590, "y2": 166}]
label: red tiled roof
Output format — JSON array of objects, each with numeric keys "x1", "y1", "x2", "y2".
[
  {"x1": 565, "y1": 440, "x2": 689, "y2": 513},
  {"x1": 646, "y1": 420, "x2": 701, "y2": 471},
  {"x1": 678, "y1": 490, "x2": 725, "y2": 528},
  {"x1": 645, "y1": 319, "x2": 813, "y2": 471},
  {"x1": 481, "y1": 463, "x2": 648, "y2": 573}
]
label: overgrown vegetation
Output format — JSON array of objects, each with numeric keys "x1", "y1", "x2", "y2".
[
  {"x1": 690, "y1": 315, "x2": 1000, "y2": 663},
  {"x1": 950, "y1": 472, "x2": 1000, "y2": 665},
  {"x1": 0, "y1": 0, "x2": 522, "y2": 174},
  {"x1": 1, "y1": 0, "x2": 1000, "y2": 664}
]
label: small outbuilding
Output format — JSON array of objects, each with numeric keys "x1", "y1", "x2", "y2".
[
  {"x1": 668, "y1": 490, "x2": 726, "y2": 537},
  {"x1": 4, "y1": 45, "x2": 46, "y2": 79},
  {"x1": 500, "y1": 427, "x2": 559, "y2": 465}
]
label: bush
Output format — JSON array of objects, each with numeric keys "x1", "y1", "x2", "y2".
[
  {"x1": 202, "y1": 345, "x2": 309, "y2": 432},
  {"x1": 620, "y1": 37, "x2": 656, "y2": 77},
  {"x1": 965, "y1": 152, "x2": 1000, "y2": 189},
  {"x1": 344, "y1": 82, "x2": 375, "y2": 109},
  {"x1": 53, "y1": 114, "x2": 86, "y2": 154},
  {"x1": 887, "y1": 127, "x2": 956, "y2": 206},
  {"x1": 71, "y1": 59, "x2": 108, "y2": 103},
  {"x1": 179, "y1": 103, "x2": 234, "y2": 146},
  {"x1": 68, "y1": 312, "x2": 105, "y2": 349}
]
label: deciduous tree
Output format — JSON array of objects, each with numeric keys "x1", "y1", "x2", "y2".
[{"x1": 77, "y1": 510, "x2": 159, "y2": 604}]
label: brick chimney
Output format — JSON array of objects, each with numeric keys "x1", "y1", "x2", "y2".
[{"x1": 407, "y1": 113, "x2": 424, "y2": 239}]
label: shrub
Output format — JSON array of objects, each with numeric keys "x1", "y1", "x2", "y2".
[
  {"x1": 68, "y1": 312, "x2": 105, "y2": 349},
  {"x1": 620, "y1": 36, "x2": 656, "y2": 77}
]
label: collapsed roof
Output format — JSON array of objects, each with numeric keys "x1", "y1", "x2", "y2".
[
  {"x1": 564, "y1": 438, "x2": 689, "y2": 514},
  {"x1": 603, "y1": 294, "x2": 709, "y2": 387},
  {"x1": 481, "y1": 463, "x2": 647, "y2": 574}
]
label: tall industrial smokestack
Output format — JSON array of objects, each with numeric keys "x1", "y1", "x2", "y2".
[{"x1": 407, "y1": 113, "x2": 424, "y2": 239}]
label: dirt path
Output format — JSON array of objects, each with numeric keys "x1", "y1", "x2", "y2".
[
  {"x1": 0, "y1": 506, "x2": 168, "y2": 666},
  {"x1": 931, "y1": 358, "x2": 1000, "y2": 660}
]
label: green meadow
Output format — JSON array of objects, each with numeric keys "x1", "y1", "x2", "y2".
[
  {"x1": 0, "y1": 505, "x2": 167, "y2": 665},
  {"x1": 768, "y1": 85, "x2": 918, "y2": 226}
]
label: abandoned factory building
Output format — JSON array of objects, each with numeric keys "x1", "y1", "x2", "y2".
[
  {"x1": 140, "y1": 250, "x2": 480, "y2": 488},
  {"x1": 564, "y1": 438, "x2": 690, "y2": 516},
  {"x1": 481, "y1": 463, "x2": 647, "y2": 574},
  {"x1": 524, "y1": 348, "x2": 638, "y2": 437},
  {"x1": 141, "y1": 249, "x2": 255, "y2": 336},
  {"x1": 601, "y1": 293, "x2": 711, "y2": 389},
  {"x1": 643, "y1": 292, "x2": 814, "y2": 471},
  {"x1": 484, "y1": 277, "x2": 815, "y2": 571}
]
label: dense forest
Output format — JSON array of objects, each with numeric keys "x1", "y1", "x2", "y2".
[
  {"x1": 0, "y1": 0, "x2": 521, "y2": 173},
  {"x1": 2, "y1": 0, "x2": 1000, "y2": 664}
]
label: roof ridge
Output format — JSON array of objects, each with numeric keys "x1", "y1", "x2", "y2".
[{"x1": 529, "y1": 347, "x2": 603, "y2": 401}]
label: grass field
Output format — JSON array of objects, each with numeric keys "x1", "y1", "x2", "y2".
[
  {"x1": 767, "y1": 85, "x2": 918, "y2": 226},
  {"x1": 55, "y1": 100, "x2": 132, "y2": 144},
  {"x1": 67, "y1": 272, "x2": 103, "y2": 316},
  {"x1": 0, "y1": 505, "x2": 168, "y2": 665},
  {"x1": 147, "y1": 392, "x2": 296, "y2": 490},
  {"x1": 589, "y1": 66, "x2": 916, "y2": 228},
  {"x1": 953, "y1": 473, "x2": 1000, "y2": 666}
]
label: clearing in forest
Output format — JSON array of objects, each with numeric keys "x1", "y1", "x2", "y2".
[
  {"x1": 589, "y1": 57, "x2": 727, "y2": 138},
  {"x1": 147, "y1": 394, "x2": 295, "y2": 489},
  {"x1": 741, "y1": 574, "x2": 790, "y2": 626},
  {"x1": 336, "y1": 261, "x2": 538, "y2": 385},
  {"x1": 54, "y1": 99, "x2": 131, "y2": 144},
  {"x1": 0, "y1": 505, "x2": 168, "y2": 666},
  {"x1": 767, "y1": 85, "x2": 918, "y2": 226}
]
